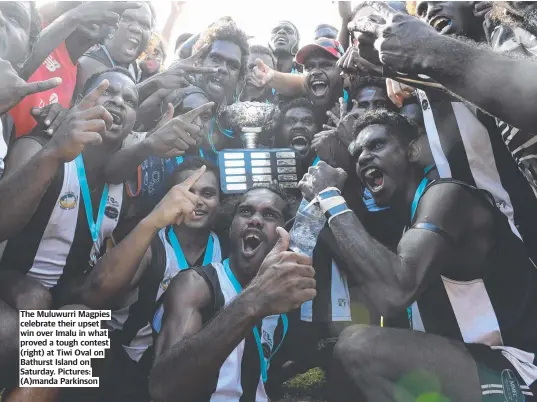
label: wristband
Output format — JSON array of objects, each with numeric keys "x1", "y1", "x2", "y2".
[
  {"x1": 319, "y1": 195, "x2": 346, "y2": 214},
  {"x1": 318, "y1": 187, "x2": 341, "y2": 201},
  {"x1": 327, "y1": 207, "x2": 352, "y2": 226}
]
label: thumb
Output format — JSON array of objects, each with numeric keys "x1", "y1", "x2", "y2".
[
  {"x1": 156, "y1": 103, "x2": 174, "y2": 130},
  {"x1": 270, "y1": 227, "x2": 290, "y2": 254},
  {"x1": 255, "y1": 58, "x2": 268, "y2": 73}
]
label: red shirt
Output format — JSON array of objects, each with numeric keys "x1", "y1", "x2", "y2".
[{"x1": 9, "y1": 41, "x2": 78, "y2": 137}]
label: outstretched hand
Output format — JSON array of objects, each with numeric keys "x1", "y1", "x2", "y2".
[
  {"x1": 0, "y1": 59, "x2": 62, "y2": 116},
  {"x1": 250, "y1": 59, "x2": 275, "y2": 88}
]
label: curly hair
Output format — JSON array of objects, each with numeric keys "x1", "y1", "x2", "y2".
[
  {"x1": 278, "y1": 97, "x2": 315, "y2": 118},
  {"x1": 249, "y1": 44, "x2": 277, "y2": 69},
  {"x1": 277, "y1": 97, "x2": 321, "y2": 128},
  {"x1": 232, "y1": 184, "x2": 295, "y2": 222},
  {"x1": 351, "y1": 76, "x2": 387, "y2": 96},
  {"x1": 352, "y1": 109, "x2": 419, "y2": 146},
  {"x1": 138, "y1": 32, "x2": 167, "y2": 68},
  {"x1": 193, "y1": 18, "x2": 250, "y2": 80}
]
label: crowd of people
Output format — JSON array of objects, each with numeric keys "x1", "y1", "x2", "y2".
[{"x1": 1, "y1": 1, "x2": 537, "y2": 401}]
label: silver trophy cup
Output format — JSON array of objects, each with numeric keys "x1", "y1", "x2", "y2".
[{"x1": 220, "y1": 102, "x2": 280, "y2": 148}]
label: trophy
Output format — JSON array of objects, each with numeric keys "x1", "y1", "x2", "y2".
[
  {"x1": 218, "y1": 102, "x2": 299, "y2": 194},
  {"x1": 220, "y1": 101, "x2": 280, "y2": 149}
]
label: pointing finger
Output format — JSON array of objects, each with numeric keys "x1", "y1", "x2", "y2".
[
  {"x1": 179, "y1": 102, "x2": 214, "y2": 123},
  {"x1": 20, "y1": 77, "x2": 62, "y2": 98},
  {"x1": 156, "y1": 103, "x2": 174, "y2": 130},
  {"x1": 78, "y1": 80, "x2": 110, "y2": 110},
  {"x1": 179, "y1": 165, "x2": 206, "y2": 190}
]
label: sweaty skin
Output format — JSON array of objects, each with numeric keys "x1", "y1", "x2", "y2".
[
  {"x1": 0, "y1": 72, "x2": 137, "y2": 243},
  {"x1": 56, "y1": 167, "x2": 217, "y2": 309},
  {"x1": 276, "y1": 106, "x2": 319, "y2": 170},
  {"x1": 150, "y1": 189, "x2": 315, "y2": 402},
  {"x1": 353, "y1": 1, "x2": 537, "y2": 133},
  {"x1": 270, "y1": 21, "x2": 299, "y2": 73},
  {"x1": 198, "y1": 40, "x2": 242, "y2": 105}
]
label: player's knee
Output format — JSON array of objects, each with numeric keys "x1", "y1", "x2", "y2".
[{"x1": 333, "y1": 325, "x2": 384, "y2": 370}]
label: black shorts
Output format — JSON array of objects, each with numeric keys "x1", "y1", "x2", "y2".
[{"x1": 466, "y1": 344, "x2": 536, "y2": 402}]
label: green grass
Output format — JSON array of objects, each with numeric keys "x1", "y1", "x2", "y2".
[{"x1": 275, "y1": 368, "x2": 328, "y2": 402}]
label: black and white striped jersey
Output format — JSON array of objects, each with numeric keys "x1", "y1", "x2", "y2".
[
  {"x1": 0, "y1": 151, "x2": 124, "y2": 298},
  {"x1": 417, "y1": 91, "x2": 537, "y2": 262},
  {"x1": 178, "y1": 262, "x2": 287, "y2": 402},
  {"x1": 410, "y1": 179, "x2": 537, "y2": 388},
  {"x1": 108, "y1": 228, "x2": 222, "y2": 363}
]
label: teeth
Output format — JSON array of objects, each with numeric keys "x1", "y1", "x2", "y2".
[
  {"x1": 312, "y1": 81, "x2": 325, "y2": 86},
  {"x1": 364, "y1": 167, "x2": 377, "y2": 177},
  {"x1": 432, "y1": 17, "x2": 450, "y2": 31}
]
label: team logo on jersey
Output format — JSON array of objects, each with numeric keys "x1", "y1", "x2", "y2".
[
  {"x1": 59, "y1": 191, "x2": 77, "y2": 210},
  {"x1": 44, "y1": 56, "x2": 61, "y2": 72},
  {"x1": 160, "y1": 277, "x2": 171, "y2": 292},
  {"x1": 105, "y1": 206, "x2": 119, "y2": 220},
  {"x1": 501, "y1": 369, "x2": 525, "y2": 402},
  {"x1": 261, "y1": 329, "x2": 273, "y2": 359}
]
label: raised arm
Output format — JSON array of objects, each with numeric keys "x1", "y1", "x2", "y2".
[
  {"x1": 299, "y1": 162, "x2": 489, "y2": 317},
  {"x1": 337, "y1": 1, "x2": 352, "y2": 50},
  {"x1": 251, "y1": 59, "x2": 307, "y2": 97},
  {"x1": 59, "y1": 167, "x2": 205, "y2": 308},
  {"x1": 351, "y1": 1, "x2": 537, "y2": 133},
  {"x1": 150, "y1": 270, "x2": 259, "y2": 402},
  {"x1": 19, "y1": 2, "x2": 141, "y2": 80},
  {"x1": 103, "y1": 102, "x2": 213, "y2": 184},
  {"x1": 0, "y1": 81, "x2": 113, "y2": 242},
  {"x1": 150, "y1": 228, "x2": 316, "y2": 402}
]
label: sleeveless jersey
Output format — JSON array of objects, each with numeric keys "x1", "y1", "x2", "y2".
[
  {"x1": 183, "y1": 262, "x2": 286, "y2": 402},
  {"x1": 0, "y1": 155, "x2": 124, "y2": 295},
  {"x1": 409, "y1": 179, "x2": 537, "y2": 387},
  {"x1": 416, "y1": 91, "x2": 537, "y2": 264},
  {"x1": 109, "y1": 229, "x2": 222, "y2": 362}
]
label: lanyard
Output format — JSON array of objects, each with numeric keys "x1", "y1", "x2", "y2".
[
  {"x1": 101, "y1": 45, "x2": 116, "y2": 67},
  {"x1": 312, "y1": 156, "x2": 320, "y2": 166},
  {"x1": 222, "y1": 259, "x2": 288, "y2": 383},
  {"x1": 407, "y1": 164, "x2": 435, "y2": 327},
  {"x1": 74, "y1": 154, "x2": 110, "y2": 244},
  {"x1": 167, "y1": 227, "x2": 214, "y2": 270},
  {"x1": 410, "y1": 164, "x2": 435, "y2": 222}
]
